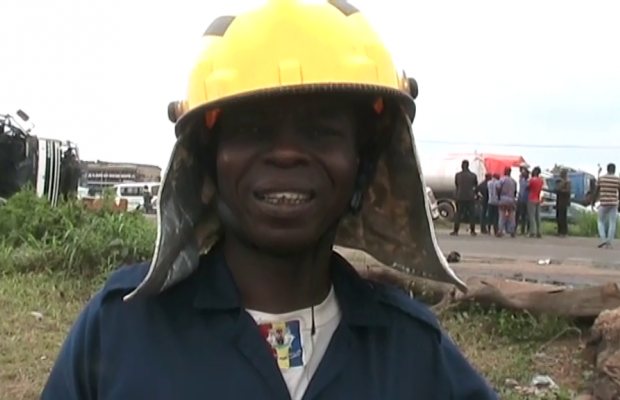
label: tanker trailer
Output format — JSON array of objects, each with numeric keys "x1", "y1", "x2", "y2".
[{"x1": 420, "y1": 154, "x2": 486, "y2": 221}]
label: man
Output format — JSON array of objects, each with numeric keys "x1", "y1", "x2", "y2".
[
  {"x1": 60, "y1": 147, "x2": 80, "y2": 201},
  {"x1": 476, "y1": 173, "x2": 491, "y2": 234},
  {"x1": 142, "y1": 185, "x2": 153, "y2": 214},
  {"x1": 555, "y1": 169, "x2": 571, "y2": 237},
  {"x1": 498, "y1": 167, "x2": 517, "y2": 237},
  {"x1": 451, "y1": 159, "x2": 478, "y2": 236},
  {"x1": 486, "y1": 173, "x2": 500, "y2": 235},
  {"x1": 595, "y1": 163, "x2": 620, "y2": 248},
  {"x1": 516, "y1": 168, "x2": 530, "y2": 235},
  {"x1": 42, "y1": 2, "x2": 496, "y2": 399},
  {"x1": 527, "y1": 167, "x2": 544, "y2": 238}
]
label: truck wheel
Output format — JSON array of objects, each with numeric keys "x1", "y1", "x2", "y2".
[{"x1": 438, "y1": 202, "x2": 455, "y2": 222}]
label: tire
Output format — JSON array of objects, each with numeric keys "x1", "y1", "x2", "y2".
[{"x1": 438, "y1": 201, "x2": 455, "y2": 222}]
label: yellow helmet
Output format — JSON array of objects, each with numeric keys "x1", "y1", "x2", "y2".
[{"x1": 167, "y1": 0, "x2": 418, "y2": 130}]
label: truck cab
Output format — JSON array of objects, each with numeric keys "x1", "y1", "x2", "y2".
[
  {"x1": 546, "y1": 171, "x2": 596, "y2": 205},
  {"x1": 0, "y1": 111, "x2": 80, "y2": 205}
]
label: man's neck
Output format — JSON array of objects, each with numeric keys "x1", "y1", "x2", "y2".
[{"x1": 223, "y1": 235, "x2": 333, "y2": 314}]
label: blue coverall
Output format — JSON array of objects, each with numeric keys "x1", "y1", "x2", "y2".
[{"x1": 42, "y1": 246, "x2": 498, "y2": 399}]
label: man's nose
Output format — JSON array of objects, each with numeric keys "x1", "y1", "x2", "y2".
[{"x1": 263, "y1": 129, "x2": 310, "y2": 168}]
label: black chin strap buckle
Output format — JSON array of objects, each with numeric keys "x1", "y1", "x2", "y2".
[
  {"x1": 349, "y1": 160, "x2": 376, "y2": 215},
  {"x1": 349, "y1": 190, "x2": 364, "y2": 215}
]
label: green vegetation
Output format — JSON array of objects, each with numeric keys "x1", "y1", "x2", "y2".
[
  {"x1": 443, "y1": 306, "x2": 588, "y2": 399},
  {"x1": 541, "y1": 210, "x2": 619, "y2": 238},
  {"x1": 0, "y1": 189, "x2": 156, "y2": 277},
  {"x1": 0, "y1": 190, "x2": 589, "y2": 399}
]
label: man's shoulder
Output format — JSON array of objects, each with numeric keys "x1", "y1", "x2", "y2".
[
  {"x1": 370, "y1": 281, "x2": 442, "y2": 335},
  {"x1": 600, "y1": 174, "x2": 620, "y2": 184},
  {"x1": 101, "y1": 261, "x2": 151, "y2": 299}
]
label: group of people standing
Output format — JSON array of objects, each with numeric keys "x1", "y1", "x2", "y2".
[
  {"x1": 450, "y1": 160, "x2": 561, "y2": 238},
  {"x1": 449, "y1": 159, "x2": 620, "y2": 248}
]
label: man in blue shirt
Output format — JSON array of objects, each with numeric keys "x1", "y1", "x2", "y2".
[{"x1": 42, "y1": 1, "x2": 498, "y2": 399}]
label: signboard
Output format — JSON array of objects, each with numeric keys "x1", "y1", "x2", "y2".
[{"x1": 86, "y1": 171, "x2": 136, "y2": 180}]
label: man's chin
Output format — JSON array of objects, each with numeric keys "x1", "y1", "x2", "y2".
[{"x1": 249, "y1": 230, "x2": 323, "y2": 256}]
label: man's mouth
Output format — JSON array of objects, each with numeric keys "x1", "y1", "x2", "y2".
[{"x1": 254, "y1": 191, "x2": 315, "y2": 205}]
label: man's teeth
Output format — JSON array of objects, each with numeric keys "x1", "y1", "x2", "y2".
[{"x1": 261, "y1": 192, "x2": 310, "y2": 204}]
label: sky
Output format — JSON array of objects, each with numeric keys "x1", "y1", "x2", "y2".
[{"x1": 1, "y1": 0, "x2": 619, "y2": 176}]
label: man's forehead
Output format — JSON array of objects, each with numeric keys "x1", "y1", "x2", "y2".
[{"x1": 220, "y1": 94, "x2": 364, "y2": 121}]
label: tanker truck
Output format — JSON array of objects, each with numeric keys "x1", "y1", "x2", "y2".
[
  {"x1": 420, "y1": 154, "x2": 486, "y2": 221},
  {"x1": 420, "y1": 153, "x2": 528, "y2": 221}
]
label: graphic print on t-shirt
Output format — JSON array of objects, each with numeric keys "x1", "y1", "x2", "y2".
[{"x1": 258, "y1": 320, "x2": 304, "y2": 369}]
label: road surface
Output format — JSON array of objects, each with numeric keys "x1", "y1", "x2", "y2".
[
  {"x1": 434, "y1": 230, "x2": 620, "y2": 268},
  {"x1": 433, "y1": 230, "x2": 620, "y2": 286}
]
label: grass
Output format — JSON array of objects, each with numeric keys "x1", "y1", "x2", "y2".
[
  {"x1": 0, "y1": 274, "x2": 97, "y2": 399},
  {"x1": 442, "y1": 307, "x2": 590, "y2": 399},
  {"x1": 0, "y1": 190, "x2": 594, "y2": 399}
]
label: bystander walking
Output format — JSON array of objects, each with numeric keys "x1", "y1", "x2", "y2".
[{"x1": 595, "y1": 163, "x2": 620, "y2": 248}]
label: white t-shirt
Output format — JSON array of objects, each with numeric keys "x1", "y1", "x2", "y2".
[{"x1": 246, "y1": 287, "x2": 341, "y2": 400}]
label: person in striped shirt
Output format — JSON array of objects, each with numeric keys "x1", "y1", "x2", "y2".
[{"x1": 595, "y1": 163, "x2": 620, "y2": 248}]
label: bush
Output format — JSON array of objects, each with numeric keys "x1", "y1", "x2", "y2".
[
  {"x1": 541, "y1": 210, "x2": 618, "y2": 238},
  {"x1": 573, "y1": 210, "x2": 602, "y2": 237},
  {"x1": 0, "y1": 189, "x2": 156, "y2": 277}
]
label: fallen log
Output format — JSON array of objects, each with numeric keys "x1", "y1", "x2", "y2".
[
  {"x1": 452, "y1": 278, "x2": 620, "y2": 319},
  {"x1": 338, "y1": 247, "x2": 620, "y2": 320}
]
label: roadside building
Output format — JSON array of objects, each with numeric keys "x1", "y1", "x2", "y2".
[{"x1": 81, "y1": 160, "x2": 161, "y2": 194}]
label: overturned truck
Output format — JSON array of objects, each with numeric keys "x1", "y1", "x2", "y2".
[{"x1": 0, "y1": 110, "x2": 81, "y2": 205}]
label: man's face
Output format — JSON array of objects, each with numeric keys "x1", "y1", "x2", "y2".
[{"x1": 215, "y1": 94, "x2": 361, "y2": 252}]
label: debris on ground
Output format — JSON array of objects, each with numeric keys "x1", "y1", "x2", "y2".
[
  {"x1": 29, "y1": 311, "x2": 43, "y2": 321},
  {"x1": 446, "y1": 251, "x2": 461, "y2": 263},
  {"x1": 503, "y1": 375, "x2": 559, "y2": 397}
]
